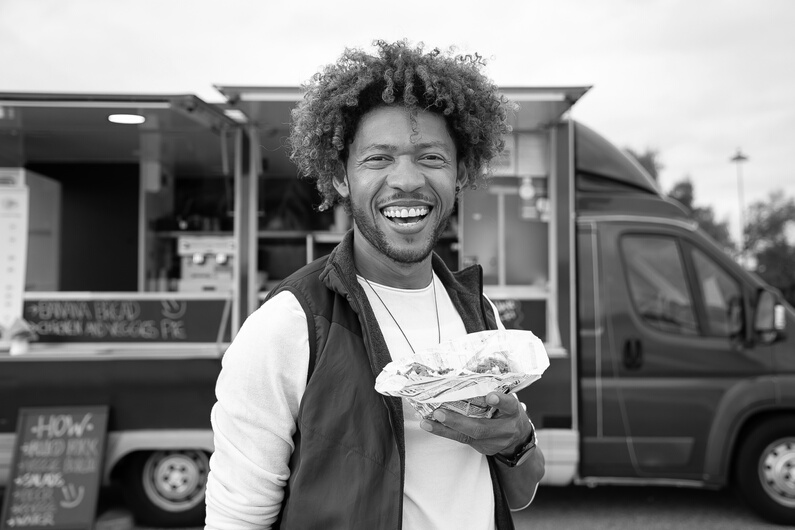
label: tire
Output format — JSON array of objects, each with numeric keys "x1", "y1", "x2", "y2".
[
  {"x1": 122, "y1": 450, "x2": 209, "y2": 527},
  {"x1": 735, "y1": 417, "x2": 795, "y2": 526}
]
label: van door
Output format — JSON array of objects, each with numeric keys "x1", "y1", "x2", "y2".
[
  {"x1": 578, "y1": 221, "x2": 638, "y2": 477},
  {"x1": 593, "y1": 219, "x2": 775, "y2": 479}
]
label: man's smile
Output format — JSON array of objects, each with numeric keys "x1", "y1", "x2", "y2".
[{"x1": 381, "y1": 205, "x2": 432, "y2": 226}]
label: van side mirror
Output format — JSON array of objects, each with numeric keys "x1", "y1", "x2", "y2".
[{"x1": 754, "y1": 289, "x2": 786, "y2": 344}]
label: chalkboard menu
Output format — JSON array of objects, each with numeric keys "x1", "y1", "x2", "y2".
[
  {"x1": 492, "y1": 299, "x2": 547, "y2": 341},
  {"x1": 23, "y1": 298, "x2": 231, "y2": 343},
  {"x1": 1, "y1": 406, "x2": 109, "y2": 530}
]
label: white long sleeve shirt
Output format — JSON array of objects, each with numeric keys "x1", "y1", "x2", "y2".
[{"x1": 205, "y1": 272, "x2": 504, "y2": 529}]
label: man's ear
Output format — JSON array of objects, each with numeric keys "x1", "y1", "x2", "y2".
[
  {"x1": 333, "y1": 171, "x2": 350, "y2": 198},
  {"x1": 456, "y1": 161, "x2": 469, "y2": 191}
]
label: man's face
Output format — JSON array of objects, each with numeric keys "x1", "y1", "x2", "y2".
[{"x1": 335, "y1": 106, "x2": 466, "y2": 265}]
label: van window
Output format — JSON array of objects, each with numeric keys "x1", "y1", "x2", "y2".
[
  {"x1": 622, "y1": 236, "x2": 698, "y2": 335},
  {"x1": 690, "y1": 247, "x2": 743, "y2": 337}
]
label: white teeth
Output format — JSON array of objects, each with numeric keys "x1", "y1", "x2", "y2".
[{"x1": 383, "y1": 206, "x2": 429, "y2": 219}]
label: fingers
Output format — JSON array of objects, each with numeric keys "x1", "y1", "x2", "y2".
[
  {"x1": 420, "y1": 416, "x2": 474, "y2": 446},
  {"x1": 422, "y1": 406, "x2": 513, "y2": 448},
  {"x1": 419, "y1": 395, "x2": 531, "y2": 455},
  {"x1": 431, "y1": 409, "x2": 493, "y2": 440},
  {"x1": 426, "y1": 394, "x2": 523, "y2": 438},
  {"x1": 486, "y1": 391, "x2": 522, "y2": 415},
  {"x1": 420, "y1": 410, "x2": 501, "y2": 456}
]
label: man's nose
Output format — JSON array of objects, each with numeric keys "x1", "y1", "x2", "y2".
[{"x1": 386, "y1": 158, "x2": 425, "y2": 192}]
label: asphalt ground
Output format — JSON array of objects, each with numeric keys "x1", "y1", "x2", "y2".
[
  {"x1": 513, "y1": 484, "x2": 792, "y2": 529},
  {"x1": 3, "y1": 484, "x2": 793, "y2": 529}
]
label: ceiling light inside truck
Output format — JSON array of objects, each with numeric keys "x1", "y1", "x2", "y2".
[{"x1": 108, "y1": 113, "x2": 146, "y2": 124}]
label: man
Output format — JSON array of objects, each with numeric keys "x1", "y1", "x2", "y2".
[{"x1": 205, "y1": 40, "x2": 545, "y2": 530}]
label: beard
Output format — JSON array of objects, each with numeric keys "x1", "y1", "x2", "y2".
[{"x1": 350, "y1": 202, "x2": 452, "y2": 264}]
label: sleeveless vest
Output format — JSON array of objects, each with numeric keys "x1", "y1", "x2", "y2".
[{"x1": 269, "y1": 231, "x2": 514, "y2": 529}]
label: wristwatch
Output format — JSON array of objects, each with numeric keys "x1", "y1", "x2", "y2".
[{"x1": 494, "y1": 419, "x2": 537, "y2": 467}]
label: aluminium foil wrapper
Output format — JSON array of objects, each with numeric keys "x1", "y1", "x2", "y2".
[{"x1": 374, "y1": 329, "x2": 549, "y2": 419}]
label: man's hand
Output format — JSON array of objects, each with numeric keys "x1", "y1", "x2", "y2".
[{"x1": 419, "y1": 392, "x2": 533, "y2": 456}]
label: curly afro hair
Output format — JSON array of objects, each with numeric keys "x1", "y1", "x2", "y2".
[{"x1": 289, "y1": 39, "x2": 517, "y2": 211}]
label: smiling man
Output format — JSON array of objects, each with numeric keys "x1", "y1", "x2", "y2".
[
  {"x1": 205, "y1": 40, "x2": 545, "y2": 530},
  {"x1": 340, "y1": 106, "x2": 461, "y2": 285}
]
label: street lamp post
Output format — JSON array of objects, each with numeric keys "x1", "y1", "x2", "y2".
[{"x1": 730, "y1": 148, "x2": 749, "y2": 266}]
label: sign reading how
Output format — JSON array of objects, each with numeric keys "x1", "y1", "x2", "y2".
[
  {"x1": 23, "y1": 298, "x2": 231, "y2": 343},
  {"x1": 1, "y1": 407, "x2": 109, "y2": 530}
]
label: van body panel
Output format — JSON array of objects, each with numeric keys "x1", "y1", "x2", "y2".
[
  {"x1": 702, "y1": 376, "x2": 780, "y2": 484},
  {"x1": 775, "y1": 375, "x2": 795, "y2": 401},
  {"x1": 577, "y1": 189, "x2": 690, "y2": 220},
  {"x1": 574, "y1": 122, "x2": 659, "y2": 194},
  {"x1": 575, "y1": 200, "x2": 784, "y2": 481},
  {"x1": 576, "y1": 219, "x2": 637, "y2": 477}
]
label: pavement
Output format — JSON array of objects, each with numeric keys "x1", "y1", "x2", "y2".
[
  {"x1": 1, "y1": 487, "x2": 199, "y2": 530},
  {"x1": 95, "y1": 508, "x2": 136, "y2": 530}
]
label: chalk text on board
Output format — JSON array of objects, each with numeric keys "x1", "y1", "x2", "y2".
[
  {"x1": 5, "y1": 513, "x2": 56, "y2": 527},
  {"x1": 30, "y1": 414, "x2": 94, "y2": 439},
  {"x1": 13, "y1": 473, "x2": 65, "y2": 489},
  {"x1": 160, "y1": 318, "x2": 187, "y2": 340}
]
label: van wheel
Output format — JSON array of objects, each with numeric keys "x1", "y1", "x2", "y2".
[
  {"x1": 735, "y1": 417, "x2": 795, "y2": 525},
  {"x1": 122, "y1": 450, "x2": 209, "y2": 527}
]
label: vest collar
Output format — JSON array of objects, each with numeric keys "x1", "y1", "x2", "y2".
[{"x1": 319, "y1": 229, "x2": 489, "y2": 374}]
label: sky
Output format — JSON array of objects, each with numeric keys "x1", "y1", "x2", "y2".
[{"x1": 1, "y1": 0, "x2": 793, "y2": 243}]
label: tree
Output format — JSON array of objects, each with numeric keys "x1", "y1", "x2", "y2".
[
  {"x1": 667, "y1": 178, "x2": 735, "y2": 252},
  {"x1": 745, "y1": 190, "x2": 795, "y2": 306},
  {"x1": 625, "y1": 149, "x2": 734, "y2": 252}
]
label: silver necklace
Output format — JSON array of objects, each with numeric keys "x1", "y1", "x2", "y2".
[{"x1": 363, "y1": 274, "x2": 441, "y2": 354}]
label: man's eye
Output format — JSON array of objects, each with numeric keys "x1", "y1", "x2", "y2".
[
  {"x1": 363, "y1": 155, "x2": 390, "y2": 165},
  {"x1": 421, "y1": 155, "x2": 447, "y2": 167}
]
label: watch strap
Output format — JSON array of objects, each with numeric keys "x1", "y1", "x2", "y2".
[{"x1": 494, "y1": 419, "x2": 537, "y2": 467}]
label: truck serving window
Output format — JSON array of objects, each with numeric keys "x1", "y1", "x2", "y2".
[{"x1": 621, "y1": 236, "x2": 698, "y2": 335}]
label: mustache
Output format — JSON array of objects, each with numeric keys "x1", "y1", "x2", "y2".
[{"x1": 376, "y1": 192, "x2": 435, "y2": 207}]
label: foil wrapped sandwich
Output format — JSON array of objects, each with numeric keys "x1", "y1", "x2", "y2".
[{"x1": 375, "y1": 329, "x2": 549, "y2": 419}]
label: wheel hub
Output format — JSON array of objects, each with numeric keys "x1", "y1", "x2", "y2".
[
  {"x1": 142, "y1": 450, "x2": 209, "y2": 511},
  {"x1": 760, "y1": 437, "x2": 795, "y2": 508},
  {"x1": 157, "y1": 456, "x2": 199, "y2": 498}
]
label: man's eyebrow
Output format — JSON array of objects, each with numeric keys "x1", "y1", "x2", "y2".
[
  {"x1": 415, "y1": 141, "x2": 453, "y2": 151},
  {"x1": 361, "y1": 143, "x2": 398, "y2": 152},
  {"x1": 360, "y1": 141, "x2": 452, "y2": 152}
]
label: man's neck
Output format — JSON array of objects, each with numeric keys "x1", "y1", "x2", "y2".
[{"x1": 352, "y1": 231, "x2": 433, "y2": 289}]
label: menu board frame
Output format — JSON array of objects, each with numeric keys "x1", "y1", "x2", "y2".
[
  {"x1": 21, "y1": 296, "x2": 232, "y2": 344},
  {"x1": 1, "y1": 406, "x2": 109, "y2": 530}
]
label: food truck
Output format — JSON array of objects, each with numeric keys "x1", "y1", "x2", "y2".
[
  {"x1": 1, "y1": 87, "x2": 794, "y2": 526},
  {"x1": 0, "y1": 93, "x2": 242, "y2": 527}
]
